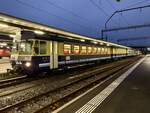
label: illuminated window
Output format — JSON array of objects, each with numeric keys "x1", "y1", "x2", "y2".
[
  {"x1": 73, "y1": 45, "x2": 80, "y2": 54},
  {"x1": 93, "y1": 47, "x2": 97, "y2": 54},
  {"x1": 97, "y1": 48, "x2": 101, "y2": 54},
  {"x1": 105, "y1": 48, "x2": 108, "y2": 54},
  {"x1": 102, "y1": 48, "x2": 104, "y2": 54},
  {"x1": 81, "y1": 46, "x2": 87, "y2": 54},
  {"x1": 107, "y1": 48, "x2": 110, "y2": 54},
  {"x1": 88, "y1": 47, "x2": 92, "y2": 54},
  {"x1": 64, "y1": 44, "x2": 71, "y2": 54}
]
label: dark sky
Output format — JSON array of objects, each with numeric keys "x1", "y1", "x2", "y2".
[{"x1": 0, "y1": 0, "x2": 150, "y2": 46}]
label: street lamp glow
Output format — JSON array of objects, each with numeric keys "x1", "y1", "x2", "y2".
[
  {"x1": 34, "y1": 30, "x2": 45, "y2": 35},
  {"x1": 9, "y1": 35, "x2": 16, "y2": 38},
  {"x1": 100, "y1": 42, "x2": 103, "y2": 45},
  {"x1": 80, "y1": 39, "x2": 85, "y2": 42},
  {"x1": 0, "y1": 23, "x2": 9, "y2": 27},
  {"x1": 107, "y1": 44, "x2": 110, "y2": 46}
]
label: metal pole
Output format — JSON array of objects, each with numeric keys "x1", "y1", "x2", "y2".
[{"x1": 105, "y1": 4, "x2": 150, "y2": 29}]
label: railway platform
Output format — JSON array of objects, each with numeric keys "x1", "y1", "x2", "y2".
[
  {"x1": 0, "y1": 58, "x2": 11, "y2": 74},
  {"x1": 53, "y1": 55, "x2": 150, "y2": 113}
]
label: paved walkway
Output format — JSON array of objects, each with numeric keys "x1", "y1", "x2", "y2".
[
  {"x1": 0, "y1": 58, "x2": 11, "y2": 74},
  {"x1": 53, "y1": 56, "x2": 150, "y2": 113}
]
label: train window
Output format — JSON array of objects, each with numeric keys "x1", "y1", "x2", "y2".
[
  {"x1": 101, "y1": 48, "x2": 104, "y2": 54},
  {"x1": 93, "y1": 47, "x2": 97, "y2": 54},
  {"x1": 97, "y1": 48, "x2": 101, "y2": 54},
  {"x1": 81, "y1": 46, "x2": 87, "y2": 54},
  {"x1": 73, "y1": 45, "x2": 80, "y2": 54},
  {"x1": 105, "y1": 48, "x2": 107, "y2": 54},
  {"x1": 40, "y1": 41, "x2": 47, "y2": 54},
  {"x1": 64, "y1": 44, "x2": 71, "y2": 54},
  {"x1": 87, "y1": 47, "x2": 92, "y2": 54},
  {"x1": 19, "y1": 40, "x2": 33, "y2": 55}
]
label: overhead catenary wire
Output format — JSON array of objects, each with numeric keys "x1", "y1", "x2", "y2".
[
  {"x1": 125, "y1": 0, "x2": 150, "y2": 9},
  {"x1": 15, "y1": 0, "x2": 97, "y2": 33},
  {"x1": 106, "y1": 0, "x2": 130, "y2": 26},
  {"x1": 45, "y1": 0, "x2": 100, "y2": 28},
  {"x1": 90, "y1": 0, "x2": 109, "y2": 17}
]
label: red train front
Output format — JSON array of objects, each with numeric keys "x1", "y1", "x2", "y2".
[{"x1": 0, "y1": 47, "x2": 11, "y2": 58}]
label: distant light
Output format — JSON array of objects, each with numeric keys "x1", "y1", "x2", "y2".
[
  {"x1": 107, "y1": 44, "x2": 110, "y2": 46},
  {"x1": 92, "y1": 41, "x2": 98, "y2": 44},
  {"x1": 80, "y1": 39, "x2": 85, "y2": 42},
  {"x1": 34, "y1": 30, "x2": 45, "y2": 35},
  {"x1": 13, "y1": 46, "x2": 16, "y2": 49},
  {"x1": 147, "y1": 48, "x2": 150, "y2": 51},
  {"x1": 100, "y1": 42, "x2": 103, "y2": 45},
  {"x1": 9, "y1": 35, "x2": 16, "y2": 38},
  {"x1": 0, "y1": 23, "x2": 9, "y2": 27},
  {"x1": 21, "y1": 43, "x2": 25, "y2": 48},
  {"x1": 0, "y1": 43, "x2": 7, "y2": 46}
]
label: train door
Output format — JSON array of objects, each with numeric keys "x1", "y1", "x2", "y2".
[
  {"x1": 110, "y1": 46, "x2": 113, "y2": 59},
  {"x1": 50, "y1": 41, "x2": 58, "y2": 69}
]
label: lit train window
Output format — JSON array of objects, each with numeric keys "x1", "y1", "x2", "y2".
[
  {"x1": 81, "y1": 46, "x2": 87, "y2": 54},
  {"x1": 20, "y1": 40, "x2": 34, "y2": 55},
  {"x1": 101, "y1": 48, "x2": 104, "y2": 54},
  {"x1": 97, "y1": 48, "x2": 101, "y2": 54},
  {"x1": 64, "y1": 44, "x2": 71, "y2": 54},
  {"x1": 93, "y1": 47, "x2": 97, "y2": 54},
  {"x1": 107, "y1": 48, "x2": 110, "y2": 54},
  {"x1": 105, "y1": 48, "x2": 108, "y2": 54},
  {"x1": 73, "y1": 45, "x2": 80, "y2": 54},
  {"x1": 88, "y1": 47, "x2": 92, "y2": 54}
]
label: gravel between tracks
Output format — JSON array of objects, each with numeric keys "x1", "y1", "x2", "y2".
[{"x1": 0, "y1": 57, "x2": 141, "y2": 113}]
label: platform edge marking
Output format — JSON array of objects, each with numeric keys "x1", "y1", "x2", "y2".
[{"x1": 75, "y1": 57, "x2": 145, "y2": 113}]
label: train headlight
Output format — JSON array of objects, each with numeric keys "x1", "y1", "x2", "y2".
[{"x1": 25, "y1": 62, "x2": 31, "y2": 67}]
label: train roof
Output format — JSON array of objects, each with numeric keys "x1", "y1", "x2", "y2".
[{"x1": 0, "y1": 12, "x2": 129, "y2": 49}]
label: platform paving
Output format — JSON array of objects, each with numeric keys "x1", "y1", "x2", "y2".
[
  {"x1": 0, "y1": 58, "x2": 11, "y2": 74},
  {"x1": 54, "y1": 56, "x2": 150, "y2": 113}
]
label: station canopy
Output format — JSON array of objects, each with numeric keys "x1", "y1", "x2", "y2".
[{"x1": 0, "y1": 12, "x2": 129, "y2": 49}]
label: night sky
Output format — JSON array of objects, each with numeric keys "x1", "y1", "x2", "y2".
[{"x1": 0, "y1": 0, "x2": 150, "y2": 46}]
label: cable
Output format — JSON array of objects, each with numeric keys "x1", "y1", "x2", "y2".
[
  {"x1": 15, "y1": 0, "x2": 97, "y2": 32},
  {"x1": 125, "y1": 0, "x2": 150, "y2": 9},
  {"x1": 106, "y1": 0, "x2": 130, "y2": 26},
  {"x1": 90, "y1": 0, "x2": 109, "y2": 17},
  {"x1": 45, "y1": 0, "x2": 98, "y2": 28}
]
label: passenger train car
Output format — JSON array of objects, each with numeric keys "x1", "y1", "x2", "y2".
[
  {"x1": 0, "y1": 12, "x2": 139, "y2": 74},
  {"x1": 10, "y1": 30, "x2": 139, "y2": 74}
]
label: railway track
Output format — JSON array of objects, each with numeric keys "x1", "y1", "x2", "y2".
[
  {"x1": 0, "y1": 56, "x2": 142, "y2": 113},
  {"x1": 0, "y1": 75, "x2": 28, "y2": 88}
]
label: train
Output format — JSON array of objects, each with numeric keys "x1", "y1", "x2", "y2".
[
  {"x1": 0, "y1": 46, "x2": 11, "y2": 58},
  {"x1": 10, "y1": 30, "x2": 140, "y2": 74}
]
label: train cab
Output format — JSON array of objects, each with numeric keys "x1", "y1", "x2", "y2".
[{"x1": 11, "y1": 39, "x2": 50, "y2": 74}]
